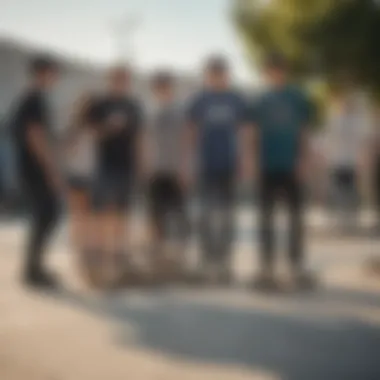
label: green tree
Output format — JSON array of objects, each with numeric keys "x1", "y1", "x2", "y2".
[{"x1": 234, "y1": 0, "x2": 380, "y2": 94}]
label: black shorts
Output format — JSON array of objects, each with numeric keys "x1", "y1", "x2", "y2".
[
  {"x1": 67, "y1": 175, "x2": 91, "y2": 192},
  {"x1": 148, "y1": 174, "x2": 184, "y2": 218},
  {"x1": 92, "y1": 168, "x2": 132, "y2": 212},
  {"x1": 332, "y1": 167, "x2": 356, "y2": 190}
]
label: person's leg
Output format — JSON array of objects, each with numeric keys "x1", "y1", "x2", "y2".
[
  {"x1": 334, "y1": 168, "x2": 356, "y2": 231},
  {"x1": 108, "y1": 210, "x2": 126, "y2": 258},
  {"x1": 374, "y1": 156, "x2": 380, "y2": 229},
  {"x1": 109, "y1": 174, "x2": 133, "y2": 271},
  {"x1": 148, "y1": 176, "x2": 167, "y2": 251},
  {"x1": 199, "y1": 178, "x2": 216, "y2": 269},
  {"x1": 284, "y1": 172, "x2": 304, "y2": 274},
  {"x1": 346, "y1": 168, "x2": 359, "y2": 231},
  {"x1": 68, "y1": 182, "x2": 91, "y2": 253},
  {"x1": 172, "y1": 177, "x2": 190, "y2": 249},
  {"x1": 216, "y1": 174, "x2": 235, "y2": 275},
  {"x1": 162, "y1": 176, "x2": 190, "y2": 276},
  {"x1": 24, "y1": 180, "x2": 60, "y2": 284},
  {"x1": 258, "y1": 173, "x2": 276, "y2": 275},
  {"x1": 89, "y1": 172, "x2": 111, "y2": 262},
  {"x1": 285, "y1": 171, "x2": 315, "y2": 288}
]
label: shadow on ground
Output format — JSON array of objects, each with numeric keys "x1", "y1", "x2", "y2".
[{"x1": 43, "y1": 284, "x2": 380, "y2": 380}]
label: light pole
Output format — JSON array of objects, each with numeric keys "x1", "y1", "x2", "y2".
[{"x1": 110, "y1": 13, "x2": 141, "y2": 67}]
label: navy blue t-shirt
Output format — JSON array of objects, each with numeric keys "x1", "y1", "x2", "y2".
[
  {"x1": 251, "y1": 85, "x2": 311, "y2": 173},
  {"x1": 188, "y1": 90, "x2": 248, "y2": 177}
]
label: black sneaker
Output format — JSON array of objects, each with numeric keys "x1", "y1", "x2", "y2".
[
  {"x1": 216, "y1": 266, "x2": 234, "y2": 286},
  {"x1": 293, "y1": 271, "x2": 317, "y2": 291},
  {"x1": 23, "y1": 270, "x2": 60, "y2": 290},
  {"x1": 252, "y1": 271, "x2": 280, "y2": 292}
]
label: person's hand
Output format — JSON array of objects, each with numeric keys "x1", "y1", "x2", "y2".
[
  {"x1": 138, "y1": 164, "x2": 150, "y2": 187},
  {"x1": 240, "y1": 158, "x2": 254, "y2": 182},
  {"x1": 296, "y1": 159, "x2": 310, "y2": 184},
  {"x1": 180, "y1": 169, "x2": 193, "y2": 192},
  {"x1": 48, "y1": 171, "x2": 67, "y2": 196}
]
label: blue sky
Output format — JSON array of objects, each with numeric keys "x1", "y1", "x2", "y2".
[{"x1": 0, "y1": 0, "x2": 256, "y2": 82}]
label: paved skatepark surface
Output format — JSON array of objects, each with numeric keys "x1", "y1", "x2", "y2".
[{"x1": 1, "y1": 212, "x2": 380, "y2": 380}]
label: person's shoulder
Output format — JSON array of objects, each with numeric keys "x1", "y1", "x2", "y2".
[
  {"x1": 22, "y1": 89, "x2": 44, "y2": 107},
  {"x1": 191, "y1": 89, "x2": 209, "y2": 104},
  {"x1": 252, "y1": 88, "x2": 270, "y2": 105}
]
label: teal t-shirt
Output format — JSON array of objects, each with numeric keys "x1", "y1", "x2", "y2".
[{"x1": 252, "y1": 85, "x2": 311, "y2": 173}]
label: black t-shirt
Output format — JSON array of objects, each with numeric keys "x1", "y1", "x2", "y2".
[
  {"x1": 89, "y1": 95, "x2": 142, "y2": 172},
  {"x1": 12, "y1": 89, "x2": 51, "y2": 181}
]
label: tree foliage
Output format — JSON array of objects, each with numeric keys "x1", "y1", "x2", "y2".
[{"x1": 233, "y1": 0, "x2": 380, "y2": 95}]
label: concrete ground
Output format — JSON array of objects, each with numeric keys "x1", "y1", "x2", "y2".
[{"x1": 1, "y1": 211, "x2": 380, "y2": 380}]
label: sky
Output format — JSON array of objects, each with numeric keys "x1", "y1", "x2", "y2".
[{"x1": 0, "y1": 0, "x2": 257, "y2": 83}]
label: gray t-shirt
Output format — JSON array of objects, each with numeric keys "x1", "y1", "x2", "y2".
[{"x1": 146, "y1": 102, "x2": 185, "y2": 174}]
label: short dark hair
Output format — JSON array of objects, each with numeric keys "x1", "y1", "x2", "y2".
[
  {"x1": 151, "y1": 71, "x2": 174, "y2": 88},
  {"x1": 264, "y1": 51, "x2": 289, "y2": 71},
  {"x1": 29, "y1": 55, "x2": 59, "y2": 76},
  {"x1": 205, "y1": 55, "x2": 229, "y2": 73}
]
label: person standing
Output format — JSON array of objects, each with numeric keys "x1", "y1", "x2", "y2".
[
  {"x1": 64, "y1": 93, "x2": 96, "y2": 262},
  {"x1": 89, "y1": 66, "x2": 143, "y2": 284},
  {"x1": 324, "y1": 92, "x2": 371, "y2": 233},
  {"x1": 144, "y1": 71, "x2": 190, "y2": 277},
  {"x1": 251, "y1": 53, "x2": 314, "y2": 290},
  {"x1": 12, "y1": 55, "x2": 63, "y2": 289},
  {"x1": 185, "y1": 56, "x2": 249, "y2": 283}
]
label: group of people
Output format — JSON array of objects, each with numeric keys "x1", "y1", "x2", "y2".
[{"x1": 11, "y1": 51, "x2": 315, "y2": 291}]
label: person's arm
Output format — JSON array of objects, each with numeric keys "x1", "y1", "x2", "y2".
[
  {"x1": 133, "y1": 101, "x2": 147, "y2": 182},
  {"x1": 27, "y1": 123, "x2": 63, "y2": 191},
  {"x1": 85, "y1": 98, "x2": 108, "y2": 141},
  {"x1": 238, "y1": 97, "x2": 257, "y2": 182},
  {"x1": 136, "y1": 125, "x2": 150, "y2": 182},
  {"x1": 25, "y1": 97, "x2": 63, "y2": 191},
  {"x1": 298, "y1": 128, "x2": 312, "y2": 180},
  {"x1": 239, "y1": 122, "x2": 257, "y2": 181},
  {"x1": 181, "y1": 98, "x2": 199, "y2": 189},
  {"x1": 297, "y1": 93, "x2": 314, "y2": 182}
]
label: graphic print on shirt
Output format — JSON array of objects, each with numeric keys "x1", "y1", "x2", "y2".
[
  {"x1": 106, "y1": 109, "x2": 129, "y2": 131},
  {"x1": 204, "y1": 102, "x2": 238, "y2": 126}
]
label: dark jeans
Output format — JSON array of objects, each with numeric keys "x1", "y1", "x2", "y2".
[
  {"x1": 199, "y1": 173, "x2": 235, "y2": 266},
  {"x1": 374, "y1": 157, "x2": 380, "y2": 220},
  {"x1": 148, "y1": 173, "x2": 189, "y2": 242},
  {"x1": 22, "y1": 173, "x2": 60, "y2": 276},
  {"x1": 330, "y1": 166, "x2": 359, "y2": 229},
  {"x1": 259, "y1": 171, "x2": 304, "y2": 272}
]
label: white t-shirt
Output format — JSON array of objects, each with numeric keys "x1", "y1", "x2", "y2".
[{"x1": 323, "y1": 94, "x2": 372, "y2": 168}]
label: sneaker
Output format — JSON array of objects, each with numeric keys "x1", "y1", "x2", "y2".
[
  {"x1": 292, "y1": 270, "x2": 317, "y2": 291},
  {"x1": 23, "y1": 270, "x2": 60, "y2": 290},
  {"x1": 252, "y1": 271, "x2": 280, "y2": 292},
  {"x1": 216, "y1": 266, "x2": 234, "y2": 286}
]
